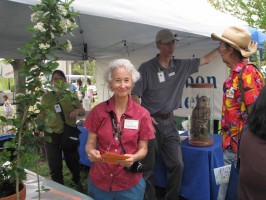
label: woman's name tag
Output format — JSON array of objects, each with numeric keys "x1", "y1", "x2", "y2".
[{"x1": 124, "y1": 119, "x2": 139, "y2": 129}]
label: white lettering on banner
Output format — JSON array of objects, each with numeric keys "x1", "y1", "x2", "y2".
[
  {"x1": 175, "y1": 74, "x2": 223, "y2": 120},
  {"x1": 179, "y1": 75, "x2": 217, "y2": 109}
]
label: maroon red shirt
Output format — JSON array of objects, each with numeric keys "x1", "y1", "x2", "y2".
[{"x1": 84, "y1": 95, "x2": 154, "y2": 191}]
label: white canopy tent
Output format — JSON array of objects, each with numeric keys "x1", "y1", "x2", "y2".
[{"x1": 0, "y1": 0, "x2": 248, "y2": 119}]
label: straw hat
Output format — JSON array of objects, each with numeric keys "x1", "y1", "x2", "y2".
[{"x1": 211, "y1": 26, "x2": 257, "y2": 57}]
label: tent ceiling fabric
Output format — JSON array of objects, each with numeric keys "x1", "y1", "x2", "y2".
[{"x1": 1, "y1": 0, "x2": 247, "y2": 60}]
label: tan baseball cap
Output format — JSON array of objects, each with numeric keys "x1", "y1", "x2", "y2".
[{"x1": 156, "y1": 29, "x2": 175, "y2": 43}]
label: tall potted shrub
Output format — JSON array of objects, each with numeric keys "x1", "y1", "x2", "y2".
[{"x1": 0, "y1": 0, "x2": 79, "y2": 199}]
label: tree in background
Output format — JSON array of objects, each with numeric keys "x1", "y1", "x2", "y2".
[
  {"x1": 208, "y1": 0, "x2": 266, "y2": 70},
  {"x1": 0, "y1": 0, "x2": 79, "y2": 198},
  {"x1": 208, "y1": 0, "x2": 266, "y2": 32},
  {"x1": 71, "y1": 60, "x2": 96, "y2": 84}
]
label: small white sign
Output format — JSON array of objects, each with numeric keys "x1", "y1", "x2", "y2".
[
  {"x1": 214, "y1": 165, "x2": 231, "y2": 185},
  {"x1": 124, "y1": 119, "x2": 139, "y2": 129},
  {"x1": 168, "y1": 72, "x2": 175, "y2": 77},
  {"x1": 158, "y1": 71, "x2": 165, "y2": 82},
  {"x1": 54, "y1": 104, "x2": 62, "y2": 113}
]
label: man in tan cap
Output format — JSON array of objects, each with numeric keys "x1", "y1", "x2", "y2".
[
  {"x1": 211, "y1": 26, "x2": 264, "y2": 199},
  {"x1": 131, "y1": 28, "x2": 218, "y2": 200}
]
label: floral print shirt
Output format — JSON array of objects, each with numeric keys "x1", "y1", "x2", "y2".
[{"x1": 221, "y1": 61, "x2": 264, "y2": 153}]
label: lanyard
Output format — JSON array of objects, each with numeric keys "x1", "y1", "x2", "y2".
[{"x1": 109, "y1": 111, "x2": 127, "y2": 154}]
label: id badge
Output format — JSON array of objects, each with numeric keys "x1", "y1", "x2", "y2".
[
  {"x1": 158, "y1": 71, "x2": 165, "y2": 82},
  {"x1": 54, "y1": 104, "x2": 62, "y2": 113},
  {"x1": 168, "y1": 72, "x2": 175, "y2": 77},
  {"x1": 124, "y1": 119, "x2": 139, "y2": 129},
  {"x1": 226, "y1": 88, "x2": 234, "y2": 99}
]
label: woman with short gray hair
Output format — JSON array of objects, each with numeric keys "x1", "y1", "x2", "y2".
[{"x1": 84, "y1": 58, "x2": 154, "y2": 200}]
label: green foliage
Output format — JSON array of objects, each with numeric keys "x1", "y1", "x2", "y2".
[
  {"x1": 208, "y1": 0, "x2": 266, "y2": 32},
  {"x1": 0, "y1": 0, "x2": 79, "y2": 197},
  {"x1": 208, "y1": 0, "x2": 266, "y2": 74},
  {"x1": 72, "y1": 60, "x2": 96, "y2": 84}
]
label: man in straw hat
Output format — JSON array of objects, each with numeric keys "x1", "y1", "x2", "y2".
[
  {"x1": 132, "y1": 28, "x2": 219, "y2": 200},
  {"x1": 211, "y1": 26, "x2": 265, "y2": 199}
]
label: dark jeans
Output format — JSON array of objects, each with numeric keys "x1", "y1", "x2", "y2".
[
  {"x1": 44, "y1": 132, "x2": 81, "y2": 185},
  {"x1": 154, "y1": 116, "x2": 184, "y2": 200}
]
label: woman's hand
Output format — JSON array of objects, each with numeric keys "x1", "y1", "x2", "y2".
[
  {"x1": 69, "y1": 109, "x2": 80, "y2": 119},
  {"x1": 118, "y1": 140, "x2": 148, "y2": 167},
  {"x1": 117, "y1": 154, "x2": 135, "y2": 167},
  {"x1": 86, "y1": 133, "x2": 102, "y2": 162},
  {"x1": 87, "y1": 149, "x2": 103, "y2": 162}
]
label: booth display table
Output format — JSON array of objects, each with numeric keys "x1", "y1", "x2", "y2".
[
  {"x1": 0, "y1": 133, "x2": 15, "y2": 140},
  {"x1": 25, "y1": 169, "x2": 92, "y2": 199},
  {"x1": 77, "y1": 126, "x2": 224, "y2": 200},
  {"x1": 154, "y1": 134, "x2": 224, "y2": 200},
  {"x1": 0, "y1": 133, "x2": 15, "y2": 150}
]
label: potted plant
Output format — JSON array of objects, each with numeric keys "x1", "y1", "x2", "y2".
[{"x1": 0, "y1": 0, "x2": 79, "y2": 199}]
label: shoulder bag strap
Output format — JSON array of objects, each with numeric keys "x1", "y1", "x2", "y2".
[
  {"x1": 109, "y1": 110, "x2": 127, "y2": 154},
  {"x1": 236, "y1": 64, "x2": 259, "y2": 169},
  {"x1": 238, "y1": 64, "x2": 262, "y2": 112},
  {"x1": 236, "y1": 65, "x2": 247, "y2": 169},
  {"x1": 238, "y1": 66, "x2": 246, "y2": 108}
]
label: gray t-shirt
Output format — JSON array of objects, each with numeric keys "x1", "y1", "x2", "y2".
[{"x1": 132, "y1": 55, "x2": 200, "y2": 114}]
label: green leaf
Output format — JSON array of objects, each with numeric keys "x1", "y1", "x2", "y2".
[
  {"x1": 45, "y1": 53, "x2": 57, "y2": 60},
  {"x1": 3, "y1": 141, "x2": 16, "y2": 149}
]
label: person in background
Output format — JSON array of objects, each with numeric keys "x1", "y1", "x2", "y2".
[
  {"x1": 131, "y1": 29, "x2": 218, "y2": 200},
  {"x1": 86, "y1": 78, "x2": 94, "y2": 103},
  {"x1": 72, "y1": 82, "x2": 77, "y2": 92},
  {"x1": 38, "y1": 70, "x2": 85, "y2": 192},
  {"x1": 76, "y1": 79, "x2": 85, "y2": 102},
  {"x1": 2, "y1": 95, "x2": 14, "y2": 117},
  {"x1": 237, "y1": 85, "x2": 266, "y2": 199},
  {"x1": 211, "y1": 26, "x2": 264, "y2": 199},
  {"x1": 84, "y1": 59, "x2": 155, "y2": 200}
]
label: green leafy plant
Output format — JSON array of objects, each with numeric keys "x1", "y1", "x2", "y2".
[{"x1": 0, "y1": 0, "x2": 79, "y2": 198}]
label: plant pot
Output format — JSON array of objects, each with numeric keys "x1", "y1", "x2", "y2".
[{"x1": 0, "y1": 183, "x2": 26, "y2": 200}]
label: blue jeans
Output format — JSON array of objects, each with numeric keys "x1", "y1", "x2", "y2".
[
  {"x1": 223, "y1": 149, "x2": 237, "y2": 165},
  {"x1": 87, "y1": 177, "x2": 146, "y2": 200}
]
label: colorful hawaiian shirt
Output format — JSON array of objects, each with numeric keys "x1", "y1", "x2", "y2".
[{"x1": 221, "y1": 61, "x2": 264, "y2": 153}]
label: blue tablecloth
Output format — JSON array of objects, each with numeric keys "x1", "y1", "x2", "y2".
[
  {"x1": 0, "y1": 134, "x2": 15, "y2": 150},
  {"x1": 77, "y1": 125, "x2": 91, "y2": 167},
  {"x1": 154, "y1": 134, "x2": 224, "y2": 200},
  {"x1": 77, "y1": 126, "x2": 224, "y2": 200},
  {"x1": 0, "y1": 134, "x2": 15, "y2": 141}
]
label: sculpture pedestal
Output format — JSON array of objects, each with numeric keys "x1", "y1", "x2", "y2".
[{"x1": 188, "y1": 138, "x2": 213, "y2": 147}]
